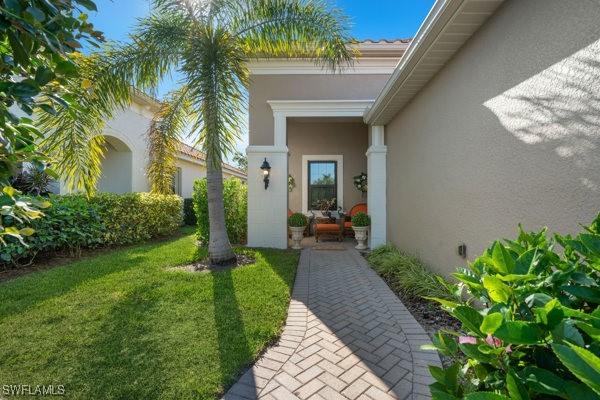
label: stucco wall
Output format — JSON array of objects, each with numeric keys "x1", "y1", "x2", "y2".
[
  {"x1": 385, "y1": 0, "x2": 600, "y2": 275},
  {"x1": 249, "y1": 74, "x2": 391, "y2": 146},
  {"x1": 176, "y1": 158, "x2": 207, "y2": 198},
  {"x1": 287, "y1": 120, "x2": 368, "y2": 212}
]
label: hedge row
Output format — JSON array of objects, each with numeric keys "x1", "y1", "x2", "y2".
[{"x1": 1, "y1": 193, "x2": 183, "y2": 267}]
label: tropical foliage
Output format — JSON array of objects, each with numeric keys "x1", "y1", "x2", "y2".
[
  {"x1": 353, "y1": 172, "x2": 367, "y2": 193},
  {"x1": 426, "y1": 214, "x2": 600, "y2": 400},
  {"x1": 1, "y1": 193, "x2": 182, "y2": 267},
  {"x1": 0, "y1": 0, "x2": 102, "y2": 244},
  {"x1": 39, "y1": 0, "x2": 353, "y2": 263},
  {"x1": 368, "y1": 244, "x2": 452, "y2": 300},
  {"x1": 193, "y1": 178, "x2": 247, "y2": 245}
]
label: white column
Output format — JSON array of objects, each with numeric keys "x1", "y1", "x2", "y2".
[
  {"x1": 247, "y1": 145, "x2": 289, "y2": 249},
  {"x1": 367, "y1": 125, "x2": 387, "y2": 248},
  {"x1": 273, "y1": 111, "x2": 287, "y2": 147}
]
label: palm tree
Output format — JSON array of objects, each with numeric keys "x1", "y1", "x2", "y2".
[{"x1": 39, "y1": 0, "x2": 354, "y2": 265}]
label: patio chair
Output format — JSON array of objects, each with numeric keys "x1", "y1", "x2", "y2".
[
  {"x1": 344, "y1": 203, "x2": 368, "y2": 235},
  {"x1": 314, "y1": 215, "x2": 343, "y2": 242}
]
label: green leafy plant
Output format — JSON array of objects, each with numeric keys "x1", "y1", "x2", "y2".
[
  {"x1": 0, "y1": 0, "x2": 103, "y2": 244},
  {"x1": 193, "y1": 178, "x2": 247, "y2": 245},
  {"x1": 426, "y1": 213, "x2": 600, "y2": 400},
  {"x1": 351, "y1": 212, "x2": 370, "y2": 227},
  {"x1": 288, "y1": 213, "x2": 308, "y2": 228},
  {"x1": 1, "y1": 193, "x2": 182, "y2": 267},
  {"x1": 353, "y1": 172, "x2": 367, "y2": 193},
  {"x1": 368, "y1": 245, "x2": 453, "y2": 300}
]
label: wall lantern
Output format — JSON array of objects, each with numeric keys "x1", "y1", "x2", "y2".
[{"x1": 260, "y1": 158, "x2": 271, "y2": 190}]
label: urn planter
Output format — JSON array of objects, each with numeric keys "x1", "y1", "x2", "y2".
[
  {"x1": 290, "y1": 226, "x2": 306, "y2": 250},
  {"x1": 352, "y1": 226, "x2": 369, "y2": 250}
]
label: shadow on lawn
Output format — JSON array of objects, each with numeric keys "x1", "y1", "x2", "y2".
[
  {"x1": 0, "y1": 239, "x2": 179, "y2": 320},
  {"x1": 211, "y1": 248, "x2": 298, "y2": 396},
  {"x1": 65, "y1": 284, "x2": 165, "y2": 399}
]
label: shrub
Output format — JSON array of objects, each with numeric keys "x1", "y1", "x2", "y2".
[
  {"x1": 351, "y1": 212, "x2": 370, "y2": 227},
  {"x1": 0, "y1": 193, "x2": 182, "y2": 267},
  {"x1": 183, "y1": 198, "x2": 196, "y2": 226},
  {"x1": 367, "y1": 245, "x2": 452, "y2": 300},
  {"x1": 426, "y1": 214, "x2": 600, "y2": 399},
  {"x1": 193, "y1": 178, "x2": 247, "y2": 245},
  {"x1": 91, "y1": 193, "x2": 182, "y2": 245},
  {"x1": 288, "y1": 213, "x2": 308, "y2": 227}
]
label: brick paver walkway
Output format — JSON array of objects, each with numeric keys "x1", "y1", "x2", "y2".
[{"x1": 224, "y1": 245, "x2": 440, "y2": 400}]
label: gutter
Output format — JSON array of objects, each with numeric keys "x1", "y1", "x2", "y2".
[{"x1": 364, "y1": 0, "x2": 464, "y2": 125}]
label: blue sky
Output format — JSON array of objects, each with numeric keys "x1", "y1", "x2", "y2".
[{"x1": 88, "y1": 0, "x2": 435, "y2": 154}]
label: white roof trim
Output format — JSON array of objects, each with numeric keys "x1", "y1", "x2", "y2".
[
  {"x1": 268, "y1": 99, "x2": 374, "y2": 117},
  {"x1": 364, "y1": 0, "x2": 505, "y2": 125},
  {"x1": 249, "y1": 58, "x2": 400, "y2": 75}
]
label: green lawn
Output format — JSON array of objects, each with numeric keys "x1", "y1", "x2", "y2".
[{"x1": 0, "y1": 229, "x2": 299, "y2": 400}]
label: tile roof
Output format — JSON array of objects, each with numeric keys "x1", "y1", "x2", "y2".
[{"x1": 177, "y1": 142, "x2": 247, "y2": 177}]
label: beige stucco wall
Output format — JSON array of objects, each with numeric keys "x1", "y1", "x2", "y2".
[
  {"x1": 249, "y1": 74, "x2": 391, "y2": 146},
  {"x1": 176, "y1": 158, "x2": 206, "y2": 198},
  {"x1": 287, "y1": 120, "x2": 368, "y2": 212},
  {"x1": 385, "y1": 0, "x2": 600, "y2": 275}
]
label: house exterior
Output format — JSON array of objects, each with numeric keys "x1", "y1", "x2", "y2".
[
  {"x1": 246, "y1": 0, "x2": 600, "y2": 275},
  {"x1": 53, "y1": 93, "x2": 246, "y2": 198}
]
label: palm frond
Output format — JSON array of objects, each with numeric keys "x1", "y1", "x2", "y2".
[
  {"x1": 39, "y1": 13, "x2": 187, "y2": 194},
  {"x1": 182, "y1": 27, "x2": 248, "y2": 169},
  {"x1": 231, "y1": 0, "x2": 355, "y2": 71},
  {"x1": 147, "y1": 85, "x2": 195, "y2": 194}
]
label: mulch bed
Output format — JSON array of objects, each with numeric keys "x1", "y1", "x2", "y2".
[
  {"x1": 395, "y1": 293, "x2": 462, "y2": 368},
  {"x1": 173, "y1": 253, "x2": 256, "y2": 273}
]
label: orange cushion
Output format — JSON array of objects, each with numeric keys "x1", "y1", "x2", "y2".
[
  {"x1": 316, "y1": 224, "x2": 340, "y2": 232},
  {"x1": 344, "y1": 221, "x2": 352, "y2": 229},
  {"x1": 350, "y1": 203, "x2": 368, "y2": 216}
]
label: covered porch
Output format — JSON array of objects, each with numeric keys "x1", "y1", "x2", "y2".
[{"x1": 247, "y1": 100, "x2": 387, "y2": 249}]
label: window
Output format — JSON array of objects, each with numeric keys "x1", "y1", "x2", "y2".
[
  {"x1": 172, "y1": 167, "x2": 182, "y2": 196},
  {"x1": 308, "y1": 161, "x2": 337, "y2": 210}
]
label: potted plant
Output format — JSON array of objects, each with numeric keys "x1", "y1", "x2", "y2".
[
  {"x1": 351, "y1": 212, "x2": 370, "y2": 250},
  {"x1": 288, "y1": 213, "x2": 308, "y2": 249}
]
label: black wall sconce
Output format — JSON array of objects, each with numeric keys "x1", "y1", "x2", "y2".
[{"x1": 260, "y1": 158, "x2": 271, "y2": 190}]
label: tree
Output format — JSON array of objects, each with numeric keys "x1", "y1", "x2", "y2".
[
  {"x1": 0, "y1": 0, "x2": 103, "y2": 244},
  {"x1": 41, "y1": 0, "x2": 354, "y2": 264},
  {"x1": 232, "y1": 151, "x2": 247, "y2": 173}
]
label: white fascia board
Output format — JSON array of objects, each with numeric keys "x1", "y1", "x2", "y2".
[
  {"x1": 267, "y1": 100, "x2": 374, "y2": 117},
  {"x1": 248, "y1": 58, "x2": 399, "y2": 75}
]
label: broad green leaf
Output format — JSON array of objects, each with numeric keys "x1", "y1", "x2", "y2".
[
  {"x1": 576, "y1": 321, "x2": 600, "y2": 340},
  {"x1": 483, "y1": 275, "x2": 511, "y2": 303},
  {"x1": 507, "y1": 370, "x2": 530, "y2": 400},
  {"x1": 495, "y1": 321, "x2": 541, "y2": 344},
  {"x1": 514, "y1": 248, "x2": 538, "y2": 274},
  {"x1": 445, "y1": 363, "x2": 460, "y2": 394},
  {"x1": 459, "y1": 343, "x2": 493, "y2": 363},
  {"x1": 480, "y1": 313, "x2": 503, "y2": 334},
  {"x1": 562, "y1": 285, "x2": 600, "y2": 304},
  {"x1": 497, "y1": 273, "x2": 537, "y2": 282},
  {"x1": 453, "y1": 306, "x2": 484, "y2": 335},
  {"x1": 464, "y1": 393, "x2": 510, "y2": 400},
  {"x1": 580, "y1": 233, "x2": 600, "y2": 255},
  {"x1": 552, "y1": 343, "x2": 600, "y2": 395},
  {"x1": 552, "y1": 319, "x2": 584, "y2": 346},
  {"x1": 525, "y1": 293, "x2": 553, "y2": 307},
  {"x1": 520, "y1": 366, "x2": 565, "y2": 397},
  {"x1": 492, "y1": 241, "x2": 516, "y2": 274},
  {"x1": 19, "y1": 228, "x2": 35, "y2": 236},
  {"x1": 425, "y1": 297, "x2": 460, "y2": 309},
  {"x1": 429, "y1": 366, "x2": 446, "y2": 384}
]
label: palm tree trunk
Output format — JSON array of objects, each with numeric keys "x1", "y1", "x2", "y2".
[{"x1": 206, "y1": 161, "x2": 236, "y2": 265}]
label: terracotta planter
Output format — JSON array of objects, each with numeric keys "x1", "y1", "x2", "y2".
[
  {"x1": 290, "y1": 226, "x2": 306, "y2": 249},
  {"x1": 352, "y1": 226, "x2": 369, "y2": 250}
]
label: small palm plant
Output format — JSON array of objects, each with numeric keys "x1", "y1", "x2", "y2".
[{"x1": 39, "y1": 0, "x2": 354, "y2": 264}]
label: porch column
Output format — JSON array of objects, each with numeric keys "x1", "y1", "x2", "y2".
[
  {"x1": 367, "y1": 125, "x2": 387, "y2": 248},
  {"x1": 247, "y1": 145, "x2": 289, "y2": 249}
]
